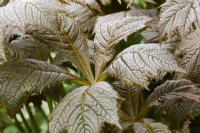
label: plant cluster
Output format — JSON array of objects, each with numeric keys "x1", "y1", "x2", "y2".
[{"x1": 0, "y1": 0, "x2": 200, "y2": 133}]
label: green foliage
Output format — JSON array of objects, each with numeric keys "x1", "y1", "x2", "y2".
[{"x1": 0, "y1": 0, "x2": 200, "y2": 133}]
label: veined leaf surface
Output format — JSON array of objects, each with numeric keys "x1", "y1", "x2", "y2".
[
  {"x1": 0, "y1": 59, "x2": 76, "y2": 117},
  {"x1": 146, "y1": 79, "x2": 200, "y2": 129},
  {"x1": 49, "y1": 82, "x2": 119, "y2": 133},
  {"x1": 106, "y1": 44, "x2": 183, "y2": 88},
  {"x1": 133, "y1": 118, "x2": 171, "y2": 133},
  {"x1": 159, "y1": 0, "x2": 200, "y2": 40},
  {"x1": 65, "y1": 2, "x2": 98, "y2": 32},
  {"x1": 0, "y1": 0, "x2": 94, "y2": 82},
  {"x1": 175, "y1": 30, "x2": 200, "y2": 83},
  {"x1": 94, "y1": 14, "x2": 152, "y2": 80},
  {"x1": 60, "y1": 15, "x2": 94, "y2": 82}
]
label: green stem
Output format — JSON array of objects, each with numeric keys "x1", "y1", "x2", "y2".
[
  {"x1": 14, "y1": 116, "x2": 26, "y2": 133},
  {"x1": 71, "y1": 79, "x2": 90, "y2": 86},
  {"x1": 38, "y1": 107, "x2": 48, "y2": 121},
  {"x1": 19, "y1": 111, "x2": 32, "y2": 133},
  {"x1": 26, "y1": 105, "x2": 40, "y2": 133},
  {"x1": 46, "y1": 96, "x2": 53, "y2": 113}
]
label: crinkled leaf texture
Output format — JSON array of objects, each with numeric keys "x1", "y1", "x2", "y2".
[
  {"x1": 65, "y1": 2, "x2": 98, "y2": 32},
  {"x1": 106, "y1": 43, "x2": 183, "y2": 88},
  {"x1": 59, "y1": 15, "x2": 94, "y2": 82},
  {"x1": 112, "y1": 81, "x2": 141, "y2": 123},
  {"x1": 62, "y1": 0, "x2": 100, "y2": 11},
  {"x1": 0, "y1": 0, "x2": 94, "y2": 82},
  {"x1": 0, "y1": 0, "x2": 65, "y2": 61},
  {"x1": 133, "y1": 118, "x2": 171, "y2": 133},
  {"x1": 0, "y1": 59, "x2": 75, "y2": 117},
  {"x1": 159, "y1": 0, "x2": 200, "y2": 40},
  {"x1": 175, "y1": 30, "x2": 200, "y2": 83},
  {"x1": 94, "y1": 10, "x2": 152, "y2": 80},
  {"x1": 146, "y1": 79, "x2": 200, "y2": 130},
  {"x1": 49, "y1": 82, "x2": 120, "y2": 133}
]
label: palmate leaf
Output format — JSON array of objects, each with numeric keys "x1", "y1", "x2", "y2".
[
  {"x1": 133, "y1": 118, "x2": 171, "y2": 133},
  {"x1": 0, "y1": 59, "x2": 76, "y2": 117},
  {"x1": 106, "y1": 43, "x2": 183, "y2": 88},
  {"x1": 94, "y1": 11, "x2": 152, "y2": 80},
  {"x1": 175, "y1": 30, "x2": 200, "y2": 83},
  {"x1": 0, "y1": 0, "x2": 65, "y2": 61},
  {"x1": 49, "y1": 82, "x2": 119, "y2": 133},
  {"x1": 65, "y1": 2, "x2": 98, "y2": 32},
  {"x1": 0, "y1": 0, "x2": 94, "y2": 82},
  {"x1": 159, "y1": 0, "x2": 200, "y2": 40},
  {"x1": 146, "y1": 79, "x2": 200, "y2": 130}
]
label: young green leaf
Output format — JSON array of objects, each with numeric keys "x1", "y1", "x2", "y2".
[
  {"x1": 175, "y1": 30, "x2": 200, "y2": 83},
  {"x1": 159, "y1": 0, "x2": 200, "y2": 40},
  {"x1": 94, "y1": 13, "x2": 152, "y2": 80},
  {"x1": 106, "y1": 44, "x2": 183, "y2": 88},
  {"x1": 146, "y1": 79, "x2": 200, "y2": 130},
  {"x1": 49, "y1": 82, "x2": 120, "y2": 133},
  {"x1": 0, "y1": 59, "x2": 76, "y2": 117},
  {"x1": 133, "y1": 118, "x2": 171, "y2": 133}
]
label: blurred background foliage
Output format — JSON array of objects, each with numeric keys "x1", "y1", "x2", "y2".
[{"x1": 2, "y1": 0, "x2": 200, "y2": 133}]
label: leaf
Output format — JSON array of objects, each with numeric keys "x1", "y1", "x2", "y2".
[
  {"x1": 112, "y1": 81, "x2": 141, "y2": 123},
  {"x1": 0, "y1": 0, "x2": 67, "y2": 61},
  {"x1": 0, "y1": 59, "x2": 76, "y2": 117},
  {"x1": 175, "y1": 30, "x2": 200, "y2": 83},
  {"x1": 0, "y1": 0, "x2": 9, "y2": 7},
  {"x1": 88, "y1": 40, "x2": 95, "y2": 64},
  {"x1": 52, "y1": 40, "x2": 94, "y2": 65},
  {"x1": 94, "y1": 12, "x2": 152, "y2": 80},
  {"x1": 106, "y1": 43, "x2": 183, "y2": 88},
  {"x1": 145, "y1": 0, "x2": 157, "y2": 4},
  {"x1": 0, "y1": 0, "x2": 94, "y2": 82},
  {"x1": 140, "y1": 10, "x2": 159, "y2": 43},
  {"x1": 133, "y1": 118, "x2": 171, "y2": 133},
  {"x1": 146, "y1": 79, "x2": 200, "y2": 130},
  {"x1": 158, "y1": 0, "x2": 200, "y2": 40},
  {"x1": 0, "y1": 29, "x2": 6, "y2": 63},
  {"x1": 141, "y1": 19, "x2": 159, "y2": 43},
  {"x1": 60, "y1": 15, "x2": 94, "y2": 82},
  {"x1": 3, "y1": 25, "x2": 60, "y2": 61},
  {"x1": 94, "y1": 9, "x2": 154, "y2": 33},
  {"x1": 49, "y1": 82, "x2": 120, "y2": 133},
  {"x1": 65, "y1": 2, "x2": 98, "y2": 32},
  {"x1": 0, "y1": 0, "x2": 64, "y2": 31},
  {"x1": 62, "y1": 0, "x2": 100, "y2": 11}
]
